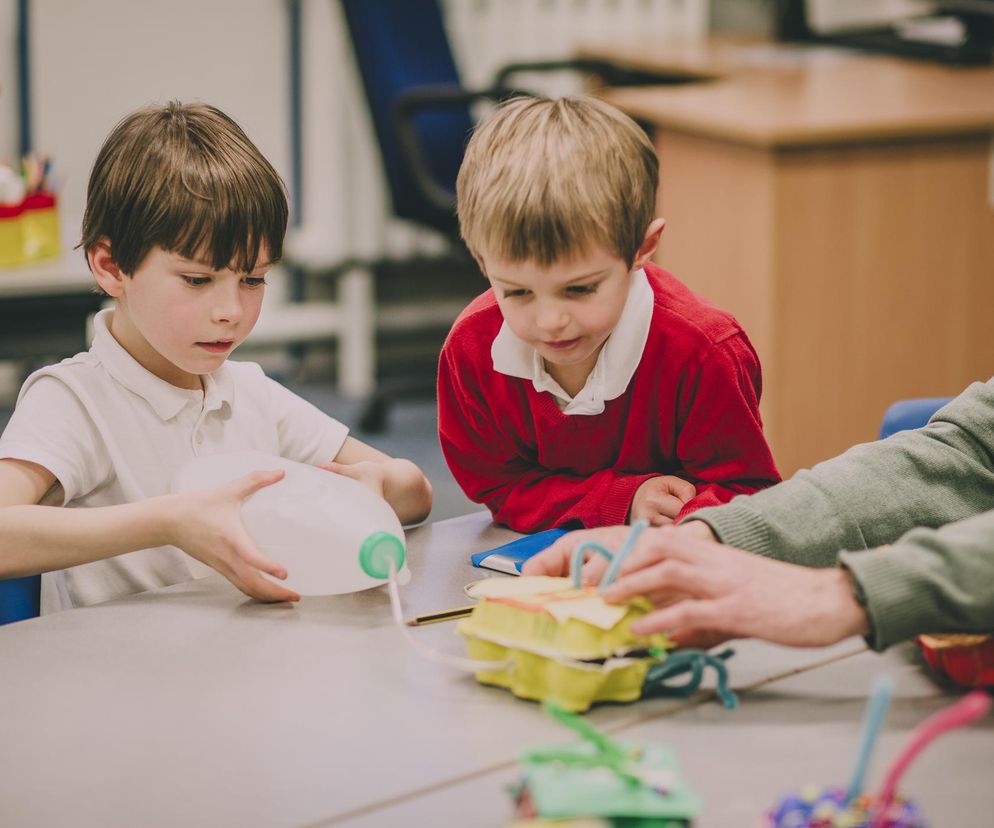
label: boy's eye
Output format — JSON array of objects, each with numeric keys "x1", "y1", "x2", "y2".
[
  {"x1": 566, "y1": 284, "x2": 597, "y2": 296},
  {"x1": 242, "y1": 277, "x2": 268, "y2": 288},
  {"x1": 182, "y1": 275, "x2": 211, "y2": 287},
  {"x1": 502, "y1": 289, "x2": 529, "y2": 299}
]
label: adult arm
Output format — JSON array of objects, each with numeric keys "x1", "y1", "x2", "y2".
[
  {"x1": 686, "y1": 379, "x2": 994, "y2": 565},
  {"x1": 841, "y1": 508, "x2": 994, "y2": 650}
]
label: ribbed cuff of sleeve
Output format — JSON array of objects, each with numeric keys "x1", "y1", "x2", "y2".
[
  {"x1": 838, "y1": 548, "x2": 924, "y2": 652},
  {"x1": 681, "y1": 501, "x2": 773, "y2": 556},
  {"x1": 599, "y1": 473, "x2": 658, "y2": 527}
]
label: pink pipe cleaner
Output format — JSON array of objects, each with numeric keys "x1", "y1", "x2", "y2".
[{"x1": 871, "y1": 690, "x2": 991, "y2": 827}]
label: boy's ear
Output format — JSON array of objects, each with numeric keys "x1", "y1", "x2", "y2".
[
  {"x1": 87, "y1": 239, "x2": 127, "y2": 297},
  {"x1": 631, "y1": 218, "x2": 666, "y2": 270}
]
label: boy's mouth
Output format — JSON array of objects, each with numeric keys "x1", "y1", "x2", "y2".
[
  {"x1": 543, "y1": 337, "x2": 581, "y2": 351},
  {"x1": 196, "y1": 339, "x2": 235, "y2": 353}
]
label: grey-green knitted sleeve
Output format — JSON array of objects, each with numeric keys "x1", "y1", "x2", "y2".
[
  {"x1": 685, "y1": 379, "x2": 994, "y2": 568},
  {"x1": 840, "y1": 508, "x2": 994, "y2": 650}
]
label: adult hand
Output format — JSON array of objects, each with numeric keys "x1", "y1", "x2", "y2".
[
  {"x1": 601, "y1": 529, "x2": 870, "y2": 648},
  {"x1": 630, "y1": 475, "x2": 697, "y2": 526},
  {"x1": 170, "y1": 469, "x2": 300, "y2": 603},
  {"x1": 522, "y1": 520, "x2": 715, "y2": 581}
]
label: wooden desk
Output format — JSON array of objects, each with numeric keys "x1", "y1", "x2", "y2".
[
  {"x1": 1, "y1": 512, "x2": 990, "y2": 827},
  {"x1": 583, "y1": 39, "x2": 994, "y2": 474}
]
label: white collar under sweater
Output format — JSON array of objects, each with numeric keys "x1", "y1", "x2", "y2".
[{"x1": 490, "y1": 268, "x2": 653, "y2": 416}]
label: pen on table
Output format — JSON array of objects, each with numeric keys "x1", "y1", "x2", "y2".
[{"x1": 405, "y1": 605, "x2": 475, "y2": 626}]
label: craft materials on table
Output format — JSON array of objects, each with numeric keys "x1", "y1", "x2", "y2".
[
  {"x1": 458, "y1": 522, "x2": 738, "y2": 712},
  {"x1": 764, "y1": 679, "x2": 991, "y2": 828},
  {"x1": 507, "y1": 701, "x2": 702, "y2": 827}
]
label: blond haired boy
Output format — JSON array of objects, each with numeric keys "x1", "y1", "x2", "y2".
[
  {"x1": 0, "y1": 102, "x2": 431, "y2": 612},
  {"x1": 438, "y1": 95, "x2": 778, "y2": 532}
]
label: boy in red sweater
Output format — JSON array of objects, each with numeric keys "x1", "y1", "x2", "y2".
[{"x1": 438, "y1": 95, "x2": 779, "y2": 532}]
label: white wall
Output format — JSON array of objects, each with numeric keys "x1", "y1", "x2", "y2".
[
  {"x1": 2, "y1": 0, "x2": 709, "y2": 268},
  {"x1": 1, "y1": 1, "x2": 21, "y2": 163},
  {"x1": 4, "y1": 0, "x2": 289, "y2": 249}
]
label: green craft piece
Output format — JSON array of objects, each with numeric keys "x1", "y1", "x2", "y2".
[{"x1": 514, "y1": 702, "x2": 703, "y2": 822}]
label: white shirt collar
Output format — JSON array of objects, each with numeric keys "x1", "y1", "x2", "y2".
[
  {"x1": 90, "y1": 308, "x2": 235, "y2": 421},
  {"x1": 491, "y1": 268, "x2": 654, "y2": 416}
]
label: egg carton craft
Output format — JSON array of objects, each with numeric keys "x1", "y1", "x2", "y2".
[{"x1": 458, "y1": 522, "x2": 738, "y2": 712}]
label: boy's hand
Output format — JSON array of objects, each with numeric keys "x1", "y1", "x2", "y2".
[
  {"x1": 170, "y1": 470, "x2": 300, "y2": 603},
  {"x1": 318, "y1": 460, "x2": 387, "y2": 499},
  {"x1": 630, "y1": 475, "x2": 697, "y2": 526}
]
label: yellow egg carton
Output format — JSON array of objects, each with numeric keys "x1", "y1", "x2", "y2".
[{"x1": 459, "y1": 576, "x2": 677, "y2": 712}]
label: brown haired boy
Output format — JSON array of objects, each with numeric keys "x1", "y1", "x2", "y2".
[
  {"x1": 438, "y1": 95, "x2": 778, "y2": 532},
  {"x1": 0, "y1": 101, "x2": 431, "y2": 612}
]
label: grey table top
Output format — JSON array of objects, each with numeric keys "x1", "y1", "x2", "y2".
[{"x1": 1, "y1": 511, "x2": 989, "y2": 827}]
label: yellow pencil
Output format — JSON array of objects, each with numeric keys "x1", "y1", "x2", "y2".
[{"x1": 405, "y1": 605, "x2": 476, "y2": 626}]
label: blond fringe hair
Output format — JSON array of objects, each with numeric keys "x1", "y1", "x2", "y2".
[{"x1": 456, "y1": 95, "x2": 658, "y2": 268}]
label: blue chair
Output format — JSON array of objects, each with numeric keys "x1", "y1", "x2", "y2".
[
  {"x1": 0, "y1": 574, "x2": 41, "y2": 625},
  {"x1": 338, "y1": 0, "x2": 682, "y2": 431},
  {"x1": 339, "y1": 0, "x2": 684, "y2": 244},
  {"x1": 878, "y1": 397, "x2": 953, "y2": 439}
]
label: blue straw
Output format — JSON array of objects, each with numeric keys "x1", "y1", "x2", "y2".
[{"x1": 846, "y1": 674, "x2": 894, "y2": 803}]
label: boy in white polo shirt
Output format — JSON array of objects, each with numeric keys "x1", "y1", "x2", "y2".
[{"x1": 0, "y1": 101, "x2": 432, "y2": 613}]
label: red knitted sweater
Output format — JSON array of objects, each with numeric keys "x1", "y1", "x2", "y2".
[{"x1": 437, "y1": 262, "x2": 780, "y2": 531}]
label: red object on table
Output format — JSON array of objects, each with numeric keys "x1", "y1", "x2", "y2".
[{"x1": 917, "y1": 634, "x2": 994, "y2": 686}]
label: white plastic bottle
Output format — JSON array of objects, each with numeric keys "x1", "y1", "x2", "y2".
[{"x1": 171, "y1": 450, "x2": 410, "y2": 595}]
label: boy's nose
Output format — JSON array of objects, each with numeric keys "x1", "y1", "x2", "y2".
[
  {"x1": 211, "y1": 291, "x2": 244, "y2": 325},
  {"x1": 535, "y1": 303, "x2": 568, "y2": 336}
]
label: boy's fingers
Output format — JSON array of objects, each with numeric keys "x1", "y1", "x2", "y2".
[
  {"x1": 666, "y1": 477, "x2": 697, "y2": 503},
  {"x1": 241, "y1": 571, "x2": 300, "y2": 603},
  {"x1": 233, "y1": 469, "x2": 285, "y2": 499},
  {"x1": 231, "y1": 532, "x2": 288, "y2": 580},
  {"x1": 651, "y1": 494, "x2": 685, "y2": 520},
  {"x1": 227, "y1": 555, "x2": 299, "y2": 602}
]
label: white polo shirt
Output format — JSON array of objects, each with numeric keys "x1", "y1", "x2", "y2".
[
  {"x1": 0, "y1": 309, "x2": 349, "y2": 613},
  {"x1": 490, "y1": 268, "x2": 654, "y2": 415}
]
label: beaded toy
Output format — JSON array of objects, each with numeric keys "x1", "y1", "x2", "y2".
[{"x1": 764, "y1": 682, "x2": 991, "y2": 828}]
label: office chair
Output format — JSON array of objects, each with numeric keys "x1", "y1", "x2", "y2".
[
  {"x1": 340, "y1": 0, "x2": 673, "y2": 246},
  {"x1": 0, "y1": 574, "x2": 41, "y2": 625},
  {"x1": 338, "y1": 0, "x2": 682, "y2": 430},
  {"x1": 878, "y1": 397, "x2": 953, "y2": 439}
]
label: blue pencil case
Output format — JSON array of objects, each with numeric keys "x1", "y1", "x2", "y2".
[{"x1": 470, "y1": 528, "x2": 569, "y2": 575}]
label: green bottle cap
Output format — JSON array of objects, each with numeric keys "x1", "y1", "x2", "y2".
[{"x1": 359, "y1": 531, "x2": 406, "y2": 579}]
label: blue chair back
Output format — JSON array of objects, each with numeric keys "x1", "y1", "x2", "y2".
[
  {"x1": 340, "y1": 0, "x2": 473, "y2": 235},
  {"x1": 878, "y1": 397, "x2": 953, "y2": 439},
  {"x1": 0, "y1": 574, "x2": 41, "y2": 625}
]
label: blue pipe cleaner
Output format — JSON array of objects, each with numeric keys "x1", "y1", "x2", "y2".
[
  {"x1": 644, "y1": 648, "x2": 739, "y2": 710},
  {"x1": 569, "y1": 519, "x2": 649, "y2": 589}
]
